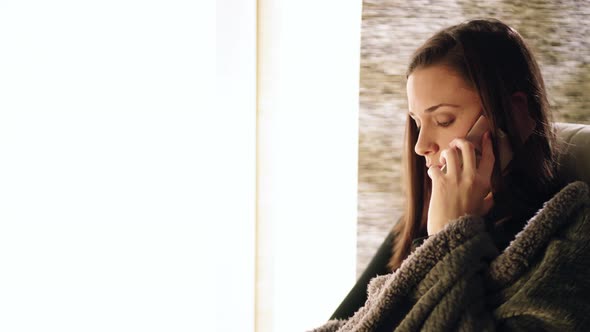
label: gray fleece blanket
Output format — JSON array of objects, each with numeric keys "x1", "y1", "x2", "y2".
[{"x1": 311, "y1": 181, "x2": 590, "y2": 331}]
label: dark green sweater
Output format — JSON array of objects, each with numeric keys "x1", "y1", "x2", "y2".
[{"x1": 311, "y1": 181, "x2": 590, "y2": 331}]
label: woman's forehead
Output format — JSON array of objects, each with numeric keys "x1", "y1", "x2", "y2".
[{"x1": 407, "y1": 65, "x2": 477, "y2": 113}]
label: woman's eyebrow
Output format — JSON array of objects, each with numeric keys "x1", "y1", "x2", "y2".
[{"x1": 408, "y1": 103, "x2": 460, "y2": 116}]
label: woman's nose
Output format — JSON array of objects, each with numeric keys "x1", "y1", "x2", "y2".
[{"x1": 414, "y1": 131, "x2": 438, "y2": 156}]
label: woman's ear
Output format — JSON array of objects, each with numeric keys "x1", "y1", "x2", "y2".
[{"x1": 511, "y1": 92, "x2": 536, "y2": 144}]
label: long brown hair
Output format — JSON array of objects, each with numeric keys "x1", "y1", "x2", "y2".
[{"x1": 388, "y1": 19, "x2": 561, "y2": 271}]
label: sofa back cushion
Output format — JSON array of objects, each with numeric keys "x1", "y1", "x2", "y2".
[{"x1": 555, "y1": 122, "x2": 590, "y2": 187}]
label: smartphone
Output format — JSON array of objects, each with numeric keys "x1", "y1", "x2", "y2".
[{"x1": 441, "y1": 115, "x2": 513, "y2": 173}]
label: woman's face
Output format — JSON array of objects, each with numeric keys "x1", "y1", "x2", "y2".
[{"x1": 406, "y1": 65, "x2": 483, "y2": 169}]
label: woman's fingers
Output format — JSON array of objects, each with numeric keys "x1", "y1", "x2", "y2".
[
  {"x1": 440, "y1": 146, "x2": 460, "y2": 177},
  {"x1": 449, "y1": 138, "x2": 477, "y2": 175},
  {"x1": 481, "y1": 191, "x2": 495, "y2": 215},
  {"x1": 478, "y1": 131, "x2": 495, "y2": 179},
  {"x1": 427, "y1": 163, "x2": 443, "y2": 180}
]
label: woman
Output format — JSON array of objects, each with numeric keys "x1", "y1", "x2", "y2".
[{"x1": 311, "y1": 19, "x2": 590, "y2": 331}]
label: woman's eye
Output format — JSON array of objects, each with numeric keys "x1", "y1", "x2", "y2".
[{"x1": 437, "y1": 120, "x2": 453, "y2": 127}]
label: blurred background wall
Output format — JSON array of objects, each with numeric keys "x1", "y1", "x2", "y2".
[{"x1": 357, "y1": 0, "x2": 590, "y2": 277}]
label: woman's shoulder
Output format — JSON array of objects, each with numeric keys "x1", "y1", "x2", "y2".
[
  {"x1": 543, "y1": 181, "x2": 590, "y2": 230},
  {"x1": 490, "y1": 181, "x2": 588, "y2": 246},
  {"x1": 548, "y1": 180, "x2": 589, "y2": 207},
  {"x1": 527, "y1": 181, "x2": 589, "y2": 230},
  {"x1": 488, "y1": 181, "x2": 590, "y2": 286},
  {"x1": 514, "y1": 180, "x2": 589, "y2": 245},
  {"x1": 546, "y1": 180, "x2": 590, "y2": 241},
  {"x1": 487, "y1": 181, "x2": 590, "y2": 328}
]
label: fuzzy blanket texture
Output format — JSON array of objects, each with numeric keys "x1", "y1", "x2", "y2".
[{"x1": 311, "y1": 181, "x2": 590, "y2": 331}]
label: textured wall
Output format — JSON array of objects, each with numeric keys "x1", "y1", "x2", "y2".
[{"x1": 357, "y1": 0, "x2": 590, "y2": 277}]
